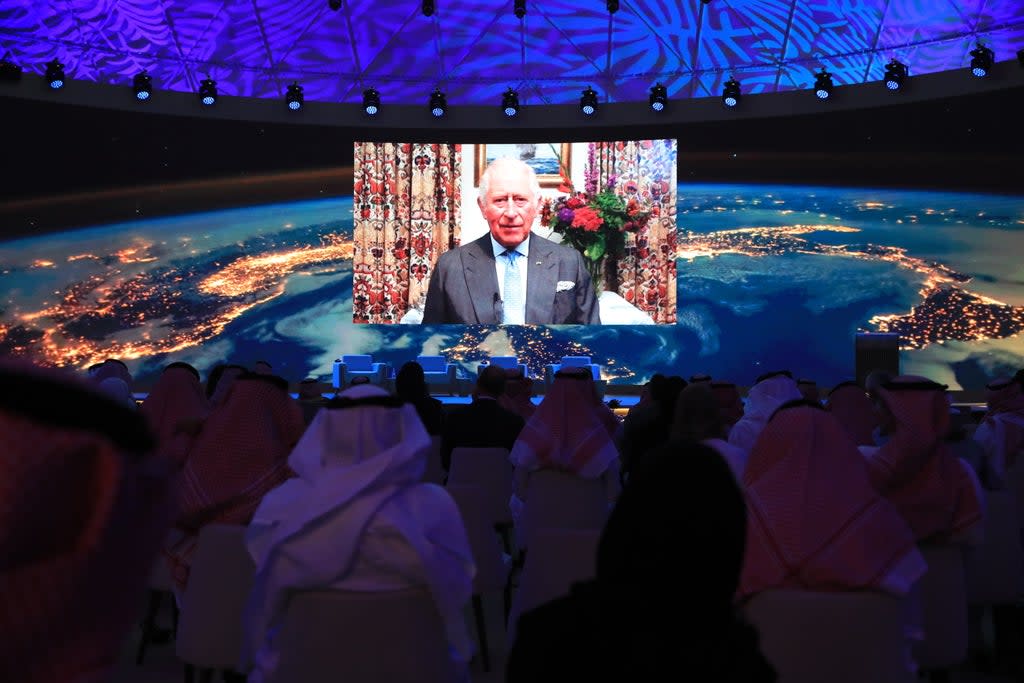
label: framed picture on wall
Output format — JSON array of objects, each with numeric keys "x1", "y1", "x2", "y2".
[{"x1": 474, "y1": 142, "x2": 572, "y2": 189}]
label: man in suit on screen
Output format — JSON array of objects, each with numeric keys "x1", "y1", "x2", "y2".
[{"x1": 421, "y1": 157, "x2": 601, "y2": 325}]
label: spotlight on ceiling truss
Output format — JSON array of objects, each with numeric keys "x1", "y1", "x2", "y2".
[
  {"x1": 813, "y1": 69, "x2": 833, "y2": 100},
  {"x1": 286, "y1": 82, "x2": 304, "y2": 111},
  {"x1": 970, "y1": 45, "x2": 995, "y2": 77},
  {"x1": 607, "y1": 0, "x2": 619, "y2": 13},
  {"x1": 514, "y1": 0, "x2": 525, "y2": 18},
  {"x1": 133, "y1": 72, "x2": 152, "y2": 101},
  {"x1": 649, "y1": 83, "x2": 667, "y2": 112},
  {"x1": 363, "y1": 87, "x2": 380, "y2": 116},
  {"x1": 502, "y1": 88, "x2": 519, "y2": 117},
  {"x1": 429, "y1": 89, "x2": 446, "y2": 117},
  {"x1": 328, "y1": 0, "x2": 341, "y2": 9},
  {"x1": 722, "y1": 77, "x2": 741, "y2": 107},
  {"x1": 883, "y1": 59, "x2": 908, "y2": 91},
  {"x1": 580, "y1": 86, "x2": 599, "y2": 115},
  {"x1": 422, "y1": 0, "x2": 435, "y2": 17},
  {"x1": 198, "y1": 78, "x2": 217, "y2": 106},
  {"x1": 45, "y1": 60, "x2": 64, "y2": 90}
]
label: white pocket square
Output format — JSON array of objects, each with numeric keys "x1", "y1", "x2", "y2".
[{"x1": 556, "y1": 280, "x2": 576, "y2": 292}]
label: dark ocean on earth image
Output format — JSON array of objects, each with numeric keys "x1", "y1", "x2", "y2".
[{"x1": 2, "y1": 184, "x2": 1022, "y2": 388}]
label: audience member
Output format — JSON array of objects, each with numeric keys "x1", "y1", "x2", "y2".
[
  {"x1": 242, "y1": 385, "x2": 474, "y2": 682},
  {"x1": 620, "y1": 374, "x2": 686, "y2": 479},
  {"x1": 0, "y1": 360, "x2": 173, "y2": 683},
  {"x1": 973, "y1": 377, "x2": 1024, "y2": 485},
  {"x1": 728, "y1": 371, "x2": 801, "y2": 453},
  {"x1": 507, "y1": 442, "x2": 777, "y2": 682},
  {"x1": 395, "y1": 361, "x2": 445, "y2": 435},
  {"x1": 509, "y1": 368, "x2": 621, "y2": 533},
  {"x1": 296, "y1": 377, "x2": 328, "y2": 426},
  {"x1": 499, "y1": 368, "x2": 537, "y2": 421},
  {"x1": 165, "y1": 373, "x2": 305, "y2": 593},
  {"x1": 865, "y1": 377, "x2": 984, "y2": 543},
  {"x1": 670, "y1": 383, "x2": 747, "y2": 479},
  {"x1": 253, "y1": 360, "x2": 274, "y2": 375},
  {"x1": 207, "y1": 364, "x2": 247, "y2": 406},
  {"x1": 139, "y1": 361, "x2": 209, "y2": 464},
  {"x1": 825, "y1": 380, "x2": 879, "y2": 446},
  {"x1": 797, "y1": 378, "x2": 820, "y2": 403},
  {"x1": 98, "y1": 376, "x2": 136, "y2": 409},
  {"x1": 91, "y1": 358, "x2": 133, "y2": 387},
  {"x1": 440, "y1": 365, "x2": 525, "y2": 471},
  {"x1": 739, "y1": 401, "x2": 926, "y2": 599},
  {"x1": 712, "y1": 381, "x2": 745, "y2": 431}
]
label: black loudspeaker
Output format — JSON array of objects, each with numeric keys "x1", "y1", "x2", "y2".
[{"x1": 855, "y1": 332, "x2": 900, "y2": 387}]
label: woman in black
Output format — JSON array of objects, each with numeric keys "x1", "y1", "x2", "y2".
[{"x1": 394, "y1": 361, "x2": 444, "y2": 435}]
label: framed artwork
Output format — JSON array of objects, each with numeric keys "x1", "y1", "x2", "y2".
[{"x1": 474, "y1": 142, "x2": 572, "y2": 189}]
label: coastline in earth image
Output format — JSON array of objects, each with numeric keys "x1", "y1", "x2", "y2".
[{"x1": 1, "y1": 184, "x2": 1021, "y2": 389}]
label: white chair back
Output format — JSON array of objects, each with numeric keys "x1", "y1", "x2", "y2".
[
  {"x1": 519, "y1": 469, "x2": 609, "y2": 550},
  {"x1": 445, "y1": 484, "x2": 509, "y2": 593},
  {"x1": 507, "y1": 528, "x2": 600, "y2": 646},
  {"x1": 447, "y1": 447, "x2": 514, "y2": 527},
  {"x1": 744, "y1": 589, "x2": 912, "y2": 683},
  {"x1": 966, "y1": 490, "x2": 1023, "y2": 605},
  {"x1": 421, "y1": 435, "x2": 446, "y2": 485},
  {"x1": 912, "y1": 543, "x2": 968, "y2": 670},
  {"x1": 267, "y1": 588, "x2": 456, "y2": 683},
  {"x1": 175, "y1": 524, "x2": 255, "y2": 671}
]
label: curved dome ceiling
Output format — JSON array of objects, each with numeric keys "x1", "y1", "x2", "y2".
[{"x1": 1, "y1": 1, "x2": 1022, "y2": 106}]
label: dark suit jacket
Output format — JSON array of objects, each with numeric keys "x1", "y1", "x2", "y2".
[
  {"x1": 441, "y1": 398, "x2": 525, "y2": 471},
  {"x1": 421, "y1": 233, "x2": 601, "y2": 324}
]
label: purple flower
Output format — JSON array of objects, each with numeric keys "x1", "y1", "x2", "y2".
[
  {"x1": 606, "y1": 174, "x2": 617, "y2": 190},
  {"x1": 557, "y1": 208, "x2": 575, "y2": 223}
]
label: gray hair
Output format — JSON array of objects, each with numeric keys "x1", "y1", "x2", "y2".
[{"x1": 478, "y1": 157, "x2": 541, "y2": 204}]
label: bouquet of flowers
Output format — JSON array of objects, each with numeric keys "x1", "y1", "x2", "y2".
[{"x1": 541, "y1": 177, "x2": 654, "y2": 293}]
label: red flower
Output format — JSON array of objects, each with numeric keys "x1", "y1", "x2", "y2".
[
  {"x1": 566, "y1": 195, "x2": 586, "y2": 209},
  {"x1": 571, "y1": 206, "x2": 604, "y2": 232}
]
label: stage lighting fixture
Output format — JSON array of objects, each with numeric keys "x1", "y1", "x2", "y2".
[
  {"x1": 328, "y1": 0, "x2": 341, "y2": 9},
  {"x1": 285, "y1": 82, "x2": 304, "y2": 110},
  {"x1": 580, "y1": 86, "x2": 598, "y2": 115},
  {"x1": 722, "y1": 77, "x2": 741, "y2": 107},
  {"x1": 502, "y1": 88, "x2": 519, "y2": 117},
  {"x1": 607, "y1": 0, "x2": 619, "y2": 13},
  {"x1": 198, "y1": 78, "x2": 217, "y2": 106},
  {"x1": 649, "y1": 83, "x2": 667, "y2": 112},
  {"x1": 970, "y1": 45, "x2": 995, "y2": 77},
  {"x1": 422, "y1": 0, "x2": 434, "y2": 17},
  {"x1": 45, "y1": 60, "x2": 64, "y2": 90},
  {"x1": 0, "y1": 58, "x2": 23, "y2": 82},
  {"x1": 429, "y1": 89, "x2": 446, "y2": 117},
  {"x1": 363, "y1": 87, "x2": 380, "y2": 115},
  {"x1": 514, "y1": 0, "x2": 525, "y2": 18},
  {"x1": 883, "y1": 59, "x2": 908, "y2": 91},
  {"x1": 813, "y1": 69, "x2": 833, "y2": 100},
  {"x1": 133, "y1": 72, "x2": 152, "y2": 101}
]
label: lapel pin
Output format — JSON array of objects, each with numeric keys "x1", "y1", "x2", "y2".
[{"x1": 535, "y1": 261, "x2": 542, "y2": 265}]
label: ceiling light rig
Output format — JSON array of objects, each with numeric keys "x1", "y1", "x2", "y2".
[
  {"x1": 813, "y1": 68, "x2": 833, "y2": 100},
  {"x1": 606, "y1": 0, "x2": 618, "y2": 13},
  {"x1": 514, "y1": 0, "x2": 525, "y2": 19},
  {"x1": 328, "y1": 0, "x2": 341, "y2": 10},
  {"x1": 502, "y1": 88, "x2": 519, "y2": 117},
  {"x1": 580, "y1": 86, "x2": 599, "y2": 115},
  {"x1": 722, "y1": 77, "x2": 741, "y2": 107},
  {"x1": 422, "y1": 0, "x2": 435, "y2": 17},
  {"x1": 198, "y1": 78, "x2": 217, "y2": 106},
  {"x1": 970, "y1": 45, "x2": 995, "y2": 77},
  {"x1": 44, "y1": 60, "x2": 64, "y2": 89},
  {"x1": 363, "y1": 87, "x2": 380, "y2": 116},
  {"x1": 285, "y1": 82, "x2": 304, "y2": 110},
  {"x1": 429, "y1": 88, "x2": 446, "y2": 117},
  {"x1": 133, "y1": 72, "x2": 152, "y2": 100},
  {"x1": 648, "y1": 83, "x2": 667, "y2": 112},
  {"x1": 883, "y1": 59, "x2": 908, "y2": 91}
]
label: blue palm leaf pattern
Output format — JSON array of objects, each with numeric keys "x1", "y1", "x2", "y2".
[{"x1": 0, "y1": 0, "x2": 1021, "y2": 102}]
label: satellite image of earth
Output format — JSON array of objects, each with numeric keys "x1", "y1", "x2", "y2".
[{"x1": 1, "y1": 183, "x2": 1022, "y2": 389}]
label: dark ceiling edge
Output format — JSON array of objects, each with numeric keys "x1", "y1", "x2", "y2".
[{"x1": 2, "y1": 60, "x2": 1022, "y2": 142}]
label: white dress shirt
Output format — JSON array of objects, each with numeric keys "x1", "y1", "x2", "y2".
[{"x1": 491, "y1": 234, "x2": 530, "y2": 323}]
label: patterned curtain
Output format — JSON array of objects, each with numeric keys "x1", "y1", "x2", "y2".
[
  {"x1": 587, "y1": 140, "x2": 677, "y2": 324},
  {"x1": 352, "y1": 143, "x2": 461, "y2": 323}
]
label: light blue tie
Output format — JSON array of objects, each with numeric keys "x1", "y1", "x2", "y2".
[{"x1": 503, "y1": 249, "x2": 524, "y2": 324}]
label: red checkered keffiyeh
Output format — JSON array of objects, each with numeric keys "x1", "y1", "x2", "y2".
[
  {"x1": 739, "y1": 404, "x2": 925, "y2": 600},
  {"x1": 140, "y1": 365, "x2": 209, "y2": 464},
  {"x1": 826, "y1": 381, "x2": 879, "y2": 447},
  {"x1": 867, "y1": 377, "x2": 984, "y2": 542},
  {"x1": 499, "y1": 369, "x2": 536, "y2": 421},
  {"x1": 512, "y1": 370, "x2": 619, "y2": 478},
  {"x1": 0, "y1": 361, "x2": 172, "y2": 683},
  {"x1": 165, "y1": 375, "x2": 305, "y2": 590},
  {"x1": 975, "y1": 378, "x2": 1024, "y2": 477}
]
